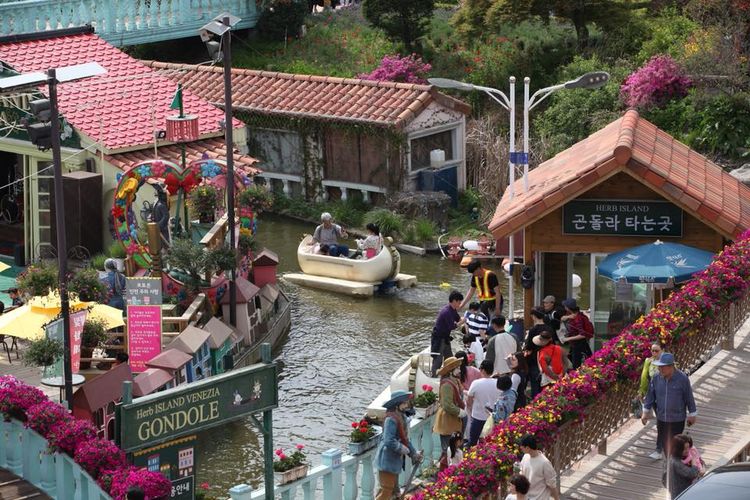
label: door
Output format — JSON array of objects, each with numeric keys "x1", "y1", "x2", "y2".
[{"x1": 28, "y1": 159, "x2": 55, "y2": 260}]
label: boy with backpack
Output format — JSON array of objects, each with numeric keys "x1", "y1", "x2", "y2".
[{"x1": 560, "y1": 298, "x2": 594, "y2": 369}]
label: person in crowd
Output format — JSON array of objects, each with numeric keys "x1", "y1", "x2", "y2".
[
  {"x1": 358, "y1": 223, "x2": 382, "y2": 259},
  {"x1": 491, "y1": 375, "x2": 517, "y2": 423},
  {"x1": 464, "y1": 301, "x2": 489, "y2": 344},
  {"x1": 433, "y1": 357, "x2": 466, "y2": 455},
  {"x1": 463, "y1": 333, "x2": 485, "y2": 368},
  {"x1": 114, "y1": 352, "x2": 129, "y2": 366},
  {"x1": 312, "y1": 212, "x2": 349, "y2": 257},
  {"x1": 466, "y1": 360, "x2": 499, "y2": 446},
  {"x1": 376, "y1": 390, "x2": 422, "y2": 500},
  {"x1": 103, "y1": 258, "x2": 126, "y2": 310},
  {"x1": 519, "y1": 434, "x2": 559, "y2": 500},
  {"x1": 459, "y1": 259, "x2": 503, "y2": 320},
  {"x1": 559, "y1": 299, "x2": 593, "y2": 369},
  {"x1": 0, "y1": 301, "x2": 4, "y2": 314},
  {"x1": 486, "y1": 315, "x2": 518, "y2": 376},
  {"x1": 505, "y1": 474, "x2": 531, "y2": 500},
  {"x1": 667, "y1": 434, "x2": 702, "y2": 499},
  {"x1": 8, "y1": 288, "x2": 22, "y2": 307},
  {"x1": 680, "y1": 433, "x2": 705, "y2": 474},
  {"x1": 431, "y1": 291, "x2": 464, "y2": 376},
  {"x1": 640, "y1": 343, "x2": 665, "y2": 459},
  {"x1": 535, "y1": 331, "x2": 565, "y2": 389},
  {"x1": 509, "y1": 351, "x2": 529, "y2": 410},
  {"x1": 642, "y1": 353, "x2": 697, "y2": 459},
  {"x1": 447, "y1": 431, "x2": 464, "y2": 466},
  {"x1": 541, "y1": 295, "x2": 564, "y2": 341},
  {"x1": 524, "y1": 308, "x2": 551, "y2": 398},
  {"x1": 487, "y1": 316, "x2": 506, "y2": 341},
  {"x1": 456, "y1": 350, "x2": 481, "y2": 391}
]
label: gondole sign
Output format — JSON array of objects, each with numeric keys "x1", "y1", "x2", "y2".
[
  {"x1": 118, "y1": 363, "x2": 278, "y2": 451},
  {"x1": 562, "y1": 199, "x2": 683, "y2": 237}
]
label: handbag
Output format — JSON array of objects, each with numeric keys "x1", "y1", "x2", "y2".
[{"x1": 480, "y1": 413, "x2": 495, "y2": 438}]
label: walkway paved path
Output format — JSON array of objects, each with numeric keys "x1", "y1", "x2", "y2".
[
  {"x1": 561, "y1": 314, "x2": 750, "y2": 499},
  {"x1": 0, "y1": 340, "x2": 59, "y2": 401},
  {"x1": 0, "y1": 467, "x2": 51, "y2": 499}
]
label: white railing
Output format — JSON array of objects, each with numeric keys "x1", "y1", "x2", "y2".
[
  {"x1": 257, "y1": 172, "x2": 304, "y2": 197},
  {"x1": 229, "y1": 414, "x2": 441, "y2": 500},
  {"x1": 0, "y1": 418, "x2": 111, "y2": 499},
  {"x1": 321, "y1": 180, "x2": 387, "y2": 204}
]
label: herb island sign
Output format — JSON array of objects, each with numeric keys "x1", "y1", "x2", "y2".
[
  {"x1": 119, "y1": 363, "x2": 278, "y2": 452},
  {"x1": 563, "y1": 199, "x2": 683, "y2": 237}
]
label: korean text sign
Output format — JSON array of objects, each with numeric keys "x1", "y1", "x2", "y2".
[{"x1": 562, "y1": 200, "x2": 683, "y2": 237}]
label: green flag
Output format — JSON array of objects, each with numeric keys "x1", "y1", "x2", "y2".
[{"x1": 170, "y1": 85, "x2": 182, "y2": 110}]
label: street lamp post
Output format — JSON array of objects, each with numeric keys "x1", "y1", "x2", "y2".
[
  {"x1": 200, "y1": 13, "x2": 240, "y2": 328},
  {"x1": 0, "y1": 62, "x2": 105, "y2": 408},
  {"x1": 428, "y1": 71, "x2": 609, "y2": 319}
]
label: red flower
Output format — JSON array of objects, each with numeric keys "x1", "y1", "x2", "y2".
[
  {"x1": 352, "y1": 422, "x2": 358, "y2": 428},
  {"x1": 200, "y1": 482, "x2": 210, "y2": 490},
  {"x1": 295, "y1": 444, "x2": 304, "y2": 450}
]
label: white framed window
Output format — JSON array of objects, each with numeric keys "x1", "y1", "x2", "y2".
[{"x1": 408, "y1": 124, "x2": 460, "y2": 172}]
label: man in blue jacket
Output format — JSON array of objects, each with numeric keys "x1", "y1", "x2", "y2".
[
  {"x1": 641, "y1": 353, "x2": 697, "y2": 459},
  {"x1": 376, "y1": 390, "x2": 422, "y2": 500}
]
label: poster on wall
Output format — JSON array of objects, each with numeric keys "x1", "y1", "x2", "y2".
[{"x1": 126, "y1": 277, "x2": 163, "y2": 372}]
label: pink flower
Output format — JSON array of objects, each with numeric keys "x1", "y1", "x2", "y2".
[{"x1": 296, "y1": 444, "x2": 304, "y2": 450}]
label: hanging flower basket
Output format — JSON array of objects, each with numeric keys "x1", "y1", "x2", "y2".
[
  {"x1": 274, "y1": 464, "x2": 309, "y2": 485},
  {"x1": 414, "y1": 402, "x2": 438, "y2": 420},
  {"x1": 348, "y1": 424, "x2": 382, "y2": 455}
]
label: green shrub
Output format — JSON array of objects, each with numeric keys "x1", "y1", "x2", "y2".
[
  {"x1": 330, "y1": 198, "x2": 367, "y2": 228},
  {"x1": 257, "y1": 0, "x2": 308, "y2": 41},
  {"x1": 691, "y1": 93, "x2": 750, "y2": 159},
  {"x1": 91, "y1": 254, "x2": 107, "y2": 271},
  {"x1": 82, "y1": 318, "x2": 109, "y2": 348},
  {"x1": 108, "y1": 241, "x2": 127, "y2": 259},
  {"x1": 635, "y1": 9, "x2": 698, "y2": 65},
  {"x1": 16, "y1": 263, "x2": 58, "y2": 297},
  {"x1": 68, "y1": 268, "x2": 110, "y2": 302},
  {"x1": 414, "y1": 218, "x2": 437, "y2": 244},
  {"x1": 401, "y1": 223, "x2": 418, "y2": 245},
  {"x1": 24, "y1": 337, "x2": 64, "y2": 367},
  {"x1": 364, "y1": 209, "x2": 404, "y2": 237}
]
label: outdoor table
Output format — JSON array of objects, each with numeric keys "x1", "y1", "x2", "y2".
[{"x1": 40, "y1": 374, "x2": 86, "y2": 403}]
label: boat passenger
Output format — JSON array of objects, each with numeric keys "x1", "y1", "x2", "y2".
[
  {"x1": 375, "y1": 390, "x2": 422, "y2": 500},
  {"x1": 312, "y1": 212, "x2": 349, "y2": 257},
  {"x1": 358, "y1": 223, "x2": 382, "y2": 259}
]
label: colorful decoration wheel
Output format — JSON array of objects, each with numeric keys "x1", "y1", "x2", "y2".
[{"x1": 112, "y1": 158, "x2": 249, "y2": 269}]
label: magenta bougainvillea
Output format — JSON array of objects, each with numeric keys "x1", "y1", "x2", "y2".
[
  {"x1": 416, "y1": 229, "x2": 750, "y2": 499},
  {"x1": 620, "y1": 55, "x2": 692, "y2": 109},
  {"x1": 0, "y1": 376, "x2": 170, "y2": 500},
  {"x1": 358, "y1": 54, "x2": 432, "y2": 84}
]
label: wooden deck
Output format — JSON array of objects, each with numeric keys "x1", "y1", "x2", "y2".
[
  {"x1": 561, "y1": 314, "x2": 750, "y2": 499},
  {"x1": 0, "y1": 468, "x2": 51, "y2": 499}
]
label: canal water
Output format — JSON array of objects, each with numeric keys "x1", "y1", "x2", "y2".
[{"x1": 195, "y1": 215, "x2": 517, "y2": 493}]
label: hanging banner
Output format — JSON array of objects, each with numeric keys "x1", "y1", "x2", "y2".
[
  {"x1": 563, "y1": 199, "x2": 683, "y2": 237},
  {"x1": 45, "y1": 309, "x2": 89, "y2": 375}
]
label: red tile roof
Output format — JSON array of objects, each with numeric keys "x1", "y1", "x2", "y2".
[
  {"x1": 0, "y1": 32, "x2": 241, "y2": 152},
  {"x1": 140, "y1": 60, "x2": 471, "y2": 127},
  {"x1": 104, "y1": 137, "x2": 260, "y2": 174},
  {"x1": 489, "y1": 110, "x2": 750, "y2": 240}
]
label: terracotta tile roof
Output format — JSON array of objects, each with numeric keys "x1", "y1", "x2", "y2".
[
  {"x1": 104, "y1": 137, "x2": 260, "y2": 173},
  {"x1": 489, "y1": 110, "x2": 750, "y2": 240},
  {"x1": 219, "y1": 276, "x2": 259, "y2": 304},
  {"x1": 0, "y1": 32, "x2": 241, "y2": 152},
  {"x1": 167, "y1": 325, "x2": 211, "y2": 355},
  {"x1": 140, "y1": 60, "x2": 472, "y2": 127}
]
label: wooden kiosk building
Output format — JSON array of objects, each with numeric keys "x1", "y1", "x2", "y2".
[{"x1": 490, "y1": 110, "x2": 750, "y2": 344}]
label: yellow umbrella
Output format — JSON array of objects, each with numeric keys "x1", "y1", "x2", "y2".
[
  {"x1": 0, "y1": 292, "x2": 125, "y2": 341},
  {"x1": 0, "y1": 262, "x2": 10, "y2": 273}
]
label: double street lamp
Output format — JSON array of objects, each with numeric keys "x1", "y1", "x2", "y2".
[
  {"x1": 0, "y1": 62, "x2": 106, "y2": 407},
  {"x1": 429, "y1": 71, "x2": 609, "y2": 318}
]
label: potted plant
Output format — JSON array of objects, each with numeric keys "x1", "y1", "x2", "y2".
[
  {"x1": 273, "y1": 444, "x2": 308, "y2": 485},
  {"x1": 238, "y1": 233, "x2": 256, "y2": 257},
  {"x1": 413, "y1": 384, "x2": 438, "y2": 419},
  {"x1": 16, "y1": 263, "x2": 58, "y2": 297},
  {"x1": 79, "y1": 318, "x2": 109, "y2": 370},
  {"x1": 68, "y1": 268, "x2": 110, "y2": 302},
  {"x1": 108, "y1": 240, "x2": 127, "y2": 272},
  {"x1": 238, "y1": 184, "x2": 273, "y2": 214},
  {"x1": 348, "y1": 419, "x2": 383, "y2": 455},
  {"x1": 189, "y1": 185, "x2": 219, "y2": 224},
  {"x1": 23, "y1": 337, "x2": 64, "y2": 376}
]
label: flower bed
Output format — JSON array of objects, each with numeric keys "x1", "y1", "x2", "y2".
[
  {"x1": 416, "y1": 230, "x2": 750, "y2": 499},
  {"x1": 0, "y1": 376, "x2": 170, "y2": 500}
]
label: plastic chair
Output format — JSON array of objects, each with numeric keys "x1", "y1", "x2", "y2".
[{"x1": 0, "y1": 335, "x2": 18, "y2": 363}]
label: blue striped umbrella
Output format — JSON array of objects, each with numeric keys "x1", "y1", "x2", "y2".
[{"x1": 596, "y1": 240, "x2": 716, "y2": 284}]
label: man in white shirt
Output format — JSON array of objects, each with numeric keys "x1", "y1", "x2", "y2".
[
  {"x1": 466, "y1": 360, "x2": 500, "y2": 446},
  {"x1": 486, "y1": 320, "x2": 518, "y2": 375},
  {"x1": 463, "y1": 334, "x2": 485, "y2": 368},
  {"x1": 519, "y1": 434, "x2": 559, "y2": 500}
]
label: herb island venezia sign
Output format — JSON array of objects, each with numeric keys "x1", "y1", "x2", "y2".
[
  {"x1": 563, "y1": 199, "x2": 683, "y2": 237},
  {"x1": 118, "y1": 363, "x2": 278, "y2": 452}
]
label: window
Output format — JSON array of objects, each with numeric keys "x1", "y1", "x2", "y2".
[
  {"x1": 410, "y1": 129, "x2": 454, "y2": 171},
  {"x1": 248, "y1": 129, "x2": 303, "y2": 175}
]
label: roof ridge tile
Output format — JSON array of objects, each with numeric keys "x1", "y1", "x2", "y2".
[{"x1": 614, "y1": 109, "x2": 638, "y2": 164}]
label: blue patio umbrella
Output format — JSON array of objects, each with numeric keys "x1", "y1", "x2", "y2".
[{"x1": 597, "y1": 240, "x2": 716, "y2": 284}]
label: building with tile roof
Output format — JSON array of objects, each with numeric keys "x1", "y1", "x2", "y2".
[
  {"x1": 491, "y1": 110, "x2": 750, "y2": 337},
  {"x1": 71, "y1": 362, "x2": 133, "y2": 440},
  {"x1": 166, "y1": 325, "x2": 212, "y2": 383},
  {"x1": 0, "y1": 27, "x2": 257, "y2": 262},
  {"x1": 141, "y1": 60, "x2": 471, "y2": 204}
]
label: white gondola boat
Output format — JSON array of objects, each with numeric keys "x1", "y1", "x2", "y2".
[{"x1": 296, "y1": 234, "x2": 401, "y2": 283}]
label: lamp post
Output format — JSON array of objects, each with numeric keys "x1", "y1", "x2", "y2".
[
  {"x1": 0, "y1": 62, "x2": 105, "y2": 408},
  {"x1": 428, "y1": 71, "x2": 609, "y2": 319},
  {"x1": 200, "y1": 13, "x2": 240, "y2": 328}
]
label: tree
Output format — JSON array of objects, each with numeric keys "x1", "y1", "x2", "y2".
[{"x1": 362, "y1": 0, "x2": 435, "y2": 52}]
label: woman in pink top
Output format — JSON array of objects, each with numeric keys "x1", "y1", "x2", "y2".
[{"x1": 456, "y1": 351, "x2": 481, "y2": 391}]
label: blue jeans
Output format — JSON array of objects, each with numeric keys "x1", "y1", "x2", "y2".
[
  {"x1": 468, "y1": 417, "x2": 486, "y2": 447},
  {"x1": 328, "y1": 244, "x2": 349, "y2": 257}
]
